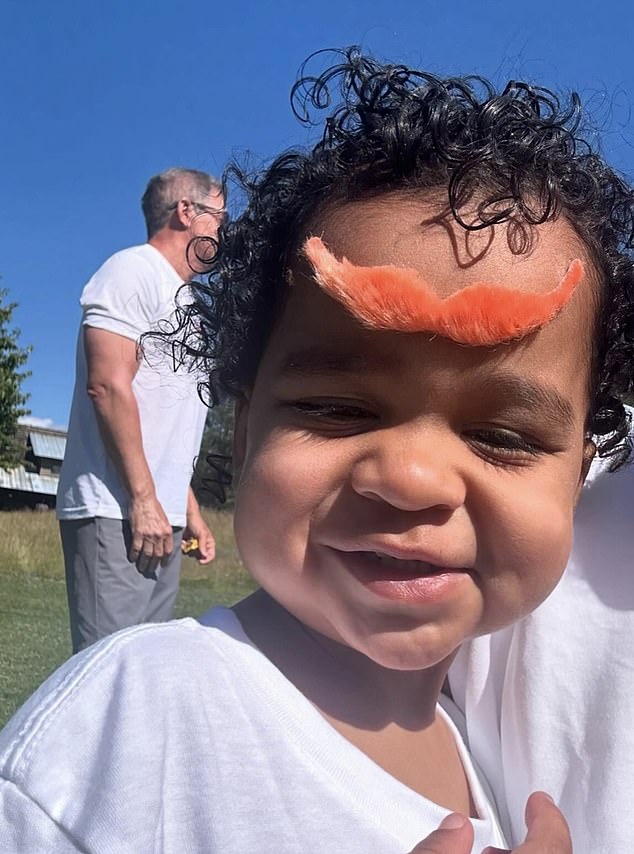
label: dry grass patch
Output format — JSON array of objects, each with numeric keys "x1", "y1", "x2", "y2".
[{"x1": 0, "y1": 510, "x2": 65, "y2": 578}]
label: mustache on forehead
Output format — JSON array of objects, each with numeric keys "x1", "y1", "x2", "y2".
[{"x1": 303, "y1": 236, "x2": 583, "y2": 347}]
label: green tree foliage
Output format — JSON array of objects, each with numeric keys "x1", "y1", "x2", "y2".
[
  {"x1": 0, "y1": 288, "x2": 32, "y2": 470},
  {"x1": 192, "y1": 400, "x2": 235, "y2": 508}
]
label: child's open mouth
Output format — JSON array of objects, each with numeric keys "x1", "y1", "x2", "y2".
[
  {"x1": 337, "y1": 549, "x2": 472, "y2": 603},
  {"x1": 364, "y1": 550, "x2": 451, "y2": 578}
]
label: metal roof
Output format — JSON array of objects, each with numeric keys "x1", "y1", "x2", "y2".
[
  {"x1": 0, "y1": 466, "x2": 59, "y2": 496},
  {"x1": 29, "y1": 430, "x2": 66, "y2": 461}
]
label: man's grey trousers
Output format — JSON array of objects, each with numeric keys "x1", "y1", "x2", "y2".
[{"x1": 60, "y1": 517, "x2": 184, "y2": 653}]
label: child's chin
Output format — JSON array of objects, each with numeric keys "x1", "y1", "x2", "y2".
[{"x1": 355, "y1": 633, "x2": 463, "y2": 673}]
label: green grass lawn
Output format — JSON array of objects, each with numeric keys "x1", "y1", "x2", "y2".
[{"x1": 0, "y1": 509, "x2": 254, "y2": 728}]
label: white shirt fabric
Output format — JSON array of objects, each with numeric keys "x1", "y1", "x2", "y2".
[
  {"x1": 449, "y1": 449, "x2": 634, "y2": 853},
  {"x1": 0, "y1": 607, "x2": 507, "y2": 853},
  {"x1": 56, "y1": 243, "x2": 207, "y2": 526}
]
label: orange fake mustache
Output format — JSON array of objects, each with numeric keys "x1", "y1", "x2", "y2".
[{"x1": 303, "y1": 236, "x2": 583, "y2": 347}]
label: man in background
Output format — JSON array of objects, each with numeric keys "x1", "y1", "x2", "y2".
[{"x1": 57, "y1": 167, "x2": 222, "y2": 653}]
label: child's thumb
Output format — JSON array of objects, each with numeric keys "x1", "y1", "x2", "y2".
[{"x1": 408, "y1": 813, "x2": 474, "y2": 854}]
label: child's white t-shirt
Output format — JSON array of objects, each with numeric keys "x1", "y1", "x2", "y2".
[
  {"x1": 450, "y1": 448, "x2": 634, "y2": 853},
  {"x1": 0, "y1": 607, "x2": 506, "y2": 853}
]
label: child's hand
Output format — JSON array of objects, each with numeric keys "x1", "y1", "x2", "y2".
[
  {"x1": 408, "y1": 813, "x2": 473, "y2": 853},
  {"x1": 407, "y1": 792, "x2": 571, "y2": 854},
  {"x1": 483, "y1": 792, "x2": 572, "y2": 854}
]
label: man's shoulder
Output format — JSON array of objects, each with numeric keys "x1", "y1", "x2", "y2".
[
  {"x1": 80, "y1": 244, "x2": 179, "y2": 322},
  {"x1": 90, "y1": 243, "x2": 165, "y2": 280}
]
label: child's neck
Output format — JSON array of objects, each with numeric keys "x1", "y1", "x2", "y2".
[
  {"x1": 233, "y1": 590, "x2": 475, "y2": 816},
  {"x1": 234, "y1": 589, "x2": 449, "y2": 724}
]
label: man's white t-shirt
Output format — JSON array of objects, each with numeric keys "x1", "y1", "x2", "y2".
[
  {"x1": 56, "y1": 244, "x2": 207, "y2": 526},
  {"x1": 449, "y1": 448, "x2": 634, "y2": 853},
  {"x1": 0, "y1": 608, "x2": 507, "y2": 853}
]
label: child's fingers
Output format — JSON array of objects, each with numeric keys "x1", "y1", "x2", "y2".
[
  {"x1": 482, "y1": 792, "x2": 572, "y2": 854},
  {"x1": 407, "y1": 813, "x2": 474, "y2": 854},
  {"x1": 521, "y1": 791, "x2": 572, "y2": 852}
]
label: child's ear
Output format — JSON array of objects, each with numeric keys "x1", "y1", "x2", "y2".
[
  {"x1": 574, "y1": 438, "x2": 596, "y2": 506},
  {"x1": 232, "y1": 392, "x2": 251, "y2": 483}
]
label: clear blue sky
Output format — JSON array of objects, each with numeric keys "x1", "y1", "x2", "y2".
[{"x1": 2, "y1": 0, "x2": 634, "y2": 427}]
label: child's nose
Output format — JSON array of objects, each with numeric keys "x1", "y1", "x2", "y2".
[{"x1": 350, "y1": 428, "x2": 466, "y2": 512}]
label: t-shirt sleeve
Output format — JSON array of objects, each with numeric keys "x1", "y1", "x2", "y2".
[
  {"x1": 0, "y1": 778, "x2": 82, "y2": 852},
  {"x1": 80, "y1": 252, "x2": 160, "y2": 341}
]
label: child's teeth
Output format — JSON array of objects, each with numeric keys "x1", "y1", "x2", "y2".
[{"x1": 372, "y1": 552, "x2": 429, "y2": 571}]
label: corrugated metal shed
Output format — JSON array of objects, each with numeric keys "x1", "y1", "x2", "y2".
[
  {"x1": 0, "y1": 466, "x2": 59, "y2": 496},
  {"x1": 29, "y1": 430, "x2": 66, "y2": 461}
]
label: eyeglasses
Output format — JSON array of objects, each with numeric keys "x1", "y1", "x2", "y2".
[
  {"x1": 193, "y1": 200, "x2": 226, "y2": 217},
  {"x1": 167, "y1": 199, "x2": 225, "y2": 217}
]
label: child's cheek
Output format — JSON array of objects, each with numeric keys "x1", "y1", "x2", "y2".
[{"x1": 487, "y1": 491, "x2": 573, "y2": 628}]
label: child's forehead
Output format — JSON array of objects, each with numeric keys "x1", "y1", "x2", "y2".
[
  {"x1": 302, "y1": 193, "x2": 588, "y2": 299},
  {"x1": 257, "y1": 194, "x2": 597, "y2": 419}
]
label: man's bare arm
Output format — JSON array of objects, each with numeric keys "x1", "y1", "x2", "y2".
[{"x1": 84, "y1": 326, "x2": 173, "y2": 563}]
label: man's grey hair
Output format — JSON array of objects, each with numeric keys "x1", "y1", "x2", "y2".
[{"x1": 141, "y1": 167, "x2": 222, "y2": 238}]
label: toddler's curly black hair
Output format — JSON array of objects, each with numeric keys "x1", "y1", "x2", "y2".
[{"x1": 174, "y1": 47, "x2": 634, "y2": 470}]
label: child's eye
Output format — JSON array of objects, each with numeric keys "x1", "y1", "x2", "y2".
[
  {"x1": 465, "y1": 428, "x2": 543, "y2": 465},
  {"x1": 288, "y1": 399, "x2": 378, "y2": 432}
]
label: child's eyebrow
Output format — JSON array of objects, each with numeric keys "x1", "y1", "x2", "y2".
[
  {"x1": 478, "y1": 372, "x2": 577, "y2": 431},
  {"x1": 278, "y1": 352, "x2": 577, "y2": 427}
]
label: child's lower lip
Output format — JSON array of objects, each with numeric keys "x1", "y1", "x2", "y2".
[{"x1": 339, "y1": 550, "x2": 471, "y2": 603}]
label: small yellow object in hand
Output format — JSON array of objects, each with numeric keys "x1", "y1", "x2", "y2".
[{"x1": 182, "y1": 537, "x2": 200, "y2": 555}]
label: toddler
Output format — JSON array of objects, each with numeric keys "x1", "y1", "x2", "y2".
[{"x1": 1, "y1": 48, "x2": 633, "y2": 854}]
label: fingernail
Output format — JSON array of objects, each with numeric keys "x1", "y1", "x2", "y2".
[{"x1": 440, "y1": 813, "x2": 467, "y2": 830}]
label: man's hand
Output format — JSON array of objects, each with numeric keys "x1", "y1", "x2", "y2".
[
  {"x1": 128, "y1": 494, "x2": 174, "y2": 576},
  {"x1": 408, "y1": 792, "x2": 571, "y2": 854},
  {"x1": 182, "y1": 509, "x2": 216, "y2": 565}
]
